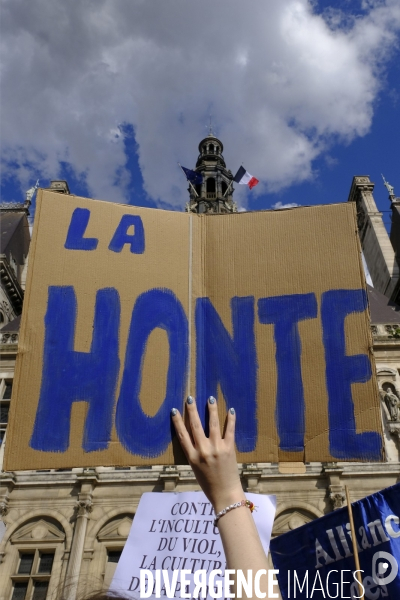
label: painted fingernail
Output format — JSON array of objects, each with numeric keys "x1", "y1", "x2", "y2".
[
  {"x1": 187, "y1": 396, "x2": 194, "y2": 405},
  {"x1": 171, "y1": 408, "x2": 177, "y2": 416},
  {"x1": 208, "y1": 396, "x2": 216, "y2": 404},
  {"x1": 229, "y1": 408, "x2": 235, "y2": 415}
]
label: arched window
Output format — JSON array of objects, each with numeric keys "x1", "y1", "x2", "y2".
[
  {"x1": 8, "y1": 518, "x2": 65, "y2": 600},
  {"x1": 97, "y1": 513, "x2": 134, "y2": 589},
  {"x1": 208, "y1": 144, "x2": 214, "y2": 154},
  {"x1": 195, "y1": 184, "x2": 202, "y2": 197},
  {"x1": 206, "y1": 178, "x2": 216, "y2": 194},
  {"x1": 202, "y1": 145, "x2": 206, "y2": 154},
  {"x1": 221, "y1": 181, "x2": 228, "y2": 195},
  {"x1": 272, "y1": 508, "x2": 318, "y2": 537},
  {"x1": 216, "y1": 146, "x2": 220, "y2": 154}
]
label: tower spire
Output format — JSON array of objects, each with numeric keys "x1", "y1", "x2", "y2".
[
  {"x1": 185, "y1": 132, "x2": 237, "y2": 214},
  {"x1": 207, "y1": 115, "x2": 214, "y2": 136}
]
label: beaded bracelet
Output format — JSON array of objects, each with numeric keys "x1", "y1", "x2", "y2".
[{"x1": 214, "y1": 499, "x2": 256, "y2": 526}]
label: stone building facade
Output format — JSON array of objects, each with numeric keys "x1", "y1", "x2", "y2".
[
  {"x1": 0, "y1": 160, "x2": 399, "y2": 600},
  {"x1": 348, "y1": 175, "x2": 400, "y2": 304}
]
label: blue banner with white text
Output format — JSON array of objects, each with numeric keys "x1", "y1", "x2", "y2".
[{"x1": 270, "y1": 483, "x2": 400, "y2": 599}]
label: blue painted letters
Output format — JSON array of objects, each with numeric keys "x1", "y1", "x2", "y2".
[
  {"x1": 258, "y1": 294, "x2": 318, "y2": 453},
  {"x1": 32, "y1": 284, "x2": 381, "y2": 460},
  {"x1": 64, "y1": 210, "x2": 145, "y2": 254},
  {"x1": 108, "y1": 215, "x2": 145, "y2": 254},
  {"x1": 196, "y1": 297, "x2": 257, "y2": 452},
  {"x1": 64, "y1": 208, "x2": 98, "y2": 250},
  {"x1": 30, "y1": 286, "x2": 120, "y2": 452},
  {"x1": 321, "y1": 289, "x2": 382, "y2": 460},
  {"x1": 115, "y1": 288, "x2": 188, "y2": 457}
]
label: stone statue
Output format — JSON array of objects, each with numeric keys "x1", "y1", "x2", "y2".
[
  {"x1": 381, "y1": 174, "x2": 395, "y2": 199},
  {"x1": 382, "y1": 388, "x2": 400, "y2": 422},
  {"x1": 25, "y1": 179, "x2": 39, "y2": 203}
]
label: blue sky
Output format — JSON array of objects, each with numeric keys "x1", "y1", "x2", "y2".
[{"x1": 1, "y1": 0, "x2": 399, "y2": 232}]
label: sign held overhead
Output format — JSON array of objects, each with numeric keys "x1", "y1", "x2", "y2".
[{"x1": 4, "y1": 190, "x2": 383, "y2": 470}]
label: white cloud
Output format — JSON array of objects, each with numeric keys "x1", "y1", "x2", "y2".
[
  {"x1": 1, "y1": 0, "x2": 400, "y2": 208},
  {"x1": 271, "y1": 201, "x2": 300, "y2": 210}
]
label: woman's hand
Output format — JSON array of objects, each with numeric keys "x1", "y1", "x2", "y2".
[
  {"x1": 171, "y1": 396, "x2": 245, "y2": 513},
  {"x1": 172, "y1": 396, "x2": 272, "y2": 599}
]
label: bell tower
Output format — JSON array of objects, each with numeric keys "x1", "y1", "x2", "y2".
[{"x1": 185, "y1": 133, "x2": 237, "y2": 214}]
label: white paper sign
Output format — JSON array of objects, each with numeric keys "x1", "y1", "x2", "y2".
[{"x1": 110, "y1": 491, "x2": 276, "y2": 599}]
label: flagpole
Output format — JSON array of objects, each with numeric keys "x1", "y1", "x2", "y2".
[
  {"x1": 178, "y1": 163, "x2": 199, "y2": 198},
  {"x1": 345, "y1": 486, "x2": 364, "y2": 599},
  {"x1": 223, "y1": 179, "x2": 234, "y2": 198},
  {"x1": 224, "y1": 162, "x2": 243, "y2": 197}
]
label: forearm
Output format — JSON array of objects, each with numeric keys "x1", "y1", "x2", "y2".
[
  {"x1": 216, "y1": 499, "x2": 273, "y2": 599},
  {"x1": 171, "y1": 400, "x2": 275, "y2": 599}
]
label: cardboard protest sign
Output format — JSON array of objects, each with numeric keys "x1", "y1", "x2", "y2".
[
  {"x1": 270, "y1": 483, "x2": 400, "y2": 599},
  {"x1": 109, "y1": 491, "x2": 276, "y2": 598},
  {"x1": 4, "y1": 190, "x2": 383, "y2": 469}
]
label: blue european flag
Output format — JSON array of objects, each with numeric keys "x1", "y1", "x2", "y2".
[{"x1": 181, "y1": 166, "x2": 203, "y2": 185}]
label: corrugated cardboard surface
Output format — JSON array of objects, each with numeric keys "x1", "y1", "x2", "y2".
[{"x1": 4, "y1": 191, "x2": 382, "y2": 470}]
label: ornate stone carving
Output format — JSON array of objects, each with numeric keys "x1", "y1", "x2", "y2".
[
  {"x1": 382, "y1": 324, "x2": 400, "y2": 338},
  {"x1": 25, "y1": 180, "x2": 39, "y2": 204},
  {"x1": 356, "y1": 204, "x2": 366, "y2": 232},
  {"x1": 288, "y1": 514, "x2": 306, "y2": 530},
  {"x1": 0, "y1": 332, "x2": 19, "y2": 344},
  {"x1": 98, "y1": 515, "x2": 134, "y2": 542},
  {"x1": 387, "y1": 422, "x2": 400, "y2": 442},
  {"x1": 12, "y1": 518, "x2": 65, "y2": 543},
  {"x1": 76, "y1": 498, "x2": 93, "y2": 516},
  {"x1": 0, "y1": 500, "x2": 8, "y2": 517},
  {"x1": 382, "y1": 175, "x2": 395, "y2": 200},
  {"x1": 381, "y1": 388, "x2": 400, "y2": 422},
  {"x1": 273, "y1": 509, "x2": 315, "y2": 536},
  {"x1": 329, "y1": 492, "x2": 345, "y2": 510},
  {"x1": 0, "y1": 202, "x2": 26, "y2": 210},
  {"x1": 0, "y1": 474, "x2": 15, "y2": 518},
  {"x1": 377, "y1": 367, "x2": 397, "y2": 379},
  {"x1": 388, "y1": 325, "x2": 400, "y2": 338},
  {"x1": 324, "y1": 463, "x2": 345, "y2": 510}
]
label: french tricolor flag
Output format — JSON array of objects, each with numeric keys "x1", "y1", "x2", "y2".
[{"x1": 233, "y1": 166, "x2": 259, "y2": 190}]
